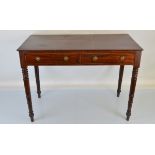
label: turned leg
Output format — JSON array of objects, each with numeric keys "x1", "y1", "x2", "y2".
[
  {"x1": 117, "y1": 65, "x2": 124, "y2": 97},
  {"x1": 126, "y1": 67, "x2": 139, "y2": 121},
  {"x1": 22, "y1": 67, "x2": 34, "y2": 122},
  {"x1": 34, "y1": 66, "x2": 41, "y2": 98}
]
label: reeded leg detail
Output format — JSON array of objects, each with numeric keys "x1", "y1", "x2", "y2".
[
  {"x1": 117, "y1": 65, "x2": 124, "y2": 97},
  {"x1": 22, "y1": 67, "x2": 34, "y2": 122},
  {"x1": 126, "y1": 67, "x2": 139, "y2": 121},
  {"x1": 34, "y1": 66, "x2": 41, "y2": 98}
]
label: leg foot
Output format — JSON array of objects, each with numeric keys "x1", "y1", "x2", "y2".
[
  {"x1": 117, "y1": 90, "x2": 121, "y2": 97},
  {"x1": 126, "y1": 110, "x2": 131, "y2": 121},
  {"x1": 29, "y1": 114, "x2": 34, "y2": 122},
  {"x1": 30, "y1": 115, "x2": 34, "y2": 122},
  {"x1": 37, "y1": 90, "x2": 41, "y2": 98},
  {"x1": 38, "y1": 94, "x2": 41, "y2": 98},
  {"x1": 126, "y1": 116, "x2": 130, "y2": 121}
]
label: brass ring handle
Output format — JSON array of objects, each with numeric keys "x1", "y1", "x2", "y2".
[
  {"x1": 92, "y1": 56, "x2": 98, "y2": 61},
  {"x1": 35, "y1": 57, "x2": 41, "y2": 61},
  {"x1": 120, "y1": 56, "x2": 125, "y2": 61},
  {"x1": 64, "y1": 56, "x2": 69, "y2": 61}
]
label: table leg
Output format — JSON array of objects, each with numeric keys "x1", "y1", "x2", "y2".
[
  {"x1": 22, "y1": 67, "x2": 34, "y2": 122},
  {"x1": 34, "y1": 66, "x2": 41, "y2": 98},
  {"x1": 117, "y1": 65, "x2": 124, "y2": 97},
  {"x1": 126, "y1": 67, "x2": 139, "y2": 121}
]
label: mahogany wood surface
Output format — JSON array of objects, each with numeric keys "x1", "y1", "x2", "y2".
[
  {"x1": 18, "y1": 34, "x2": 142, "y2": 51},
  {"x1": 18, "y1": 34, "x2": 143, "y2": 122}
]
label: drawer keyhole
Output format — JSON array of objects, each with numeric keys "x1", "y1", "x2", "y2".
[
  {"x1": 92, "y1": 56, "x2": 98, "y2": 61},
  {"x1": 120, "y1": 56, "x2": 125, "y2": 61},
  {"x1": 64, "y1": 56, "x2": 69, "y2": 62},
  {"x1": 35, "y1": 57, "x2": 40, "y2": 61}
]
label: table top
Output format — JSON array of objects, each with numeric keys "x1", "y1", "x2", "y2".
[{"x1": 17, "y1": 34, "x2": 143, "y2": 51}]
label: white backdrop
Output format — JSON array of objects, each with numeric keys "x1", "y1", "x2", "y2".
[{"x1": 0, "y1": 30, "x2": 154, "y2": 88}]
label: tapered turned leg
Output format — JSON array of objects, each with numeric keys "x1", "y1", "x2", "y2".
[
  {"x1": 126, "y1": 67, "x2": 139, "y2": 121},
  {"x1": 22, "y1": 67, "x2": 34, "y2": 122},
  {"x1": 117, "y1": 65, "x2": 124, "y2": 97},
  {"x1": 34, "y1": 66, "x2": 41, "y2": 98}
]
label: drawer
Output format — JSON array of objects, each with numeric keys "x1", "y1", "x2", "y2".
[
  {"x1": 81, "y1": 53, "x2": 135, "y2": 65},
  {"x1": 25, "y1": 53, "x2": 80, "y2": 65}
]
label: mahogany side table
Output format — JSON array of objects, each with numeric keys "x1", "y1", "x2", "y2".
[{"x1": 17, "y1": 34, "x2": 143, "y2": 122}]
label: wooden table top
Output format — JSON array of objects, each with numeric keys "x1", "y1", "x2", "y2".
[{"x1": 17, "y1": 34, "x2": 143, "y2": 51}]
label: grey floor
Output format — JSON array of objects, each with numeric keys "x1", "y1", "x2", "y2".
[{"x1": 0, "y1": 86, "x2": 154, "y2": 124}]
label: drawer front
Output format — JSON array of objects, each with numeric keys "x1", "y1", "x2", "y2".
[
  {"x1": 25, "y1": 53, "x2": 80, "y2": 65},
  {"x1": 81, "y1": 53, "x2": 135, "y2": 65}
]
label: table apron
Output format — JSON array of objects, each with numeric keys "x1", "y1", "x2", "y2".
[{"x1": 19, "y1": 51, "x2": 141, "y2": 67}]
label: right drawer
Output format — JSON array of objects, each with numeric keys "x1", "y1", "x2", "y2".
[{"x1": 81, "y1": 52, "x2": 135, "y2": 65}]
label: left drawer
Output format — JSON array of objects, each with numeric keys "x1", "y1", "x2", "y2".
[{"x1": 24, "y1": 53, "x2": 80, "y2": 65}]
